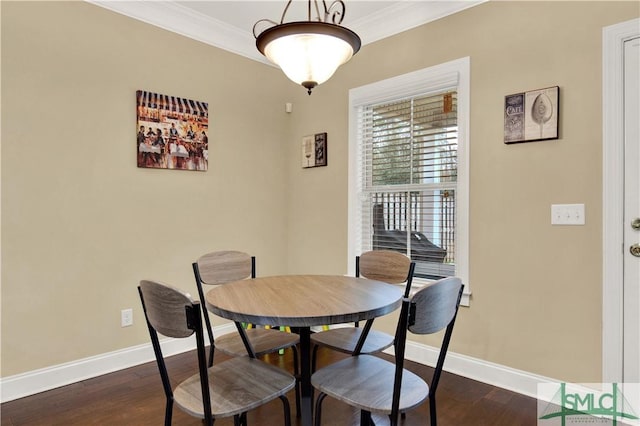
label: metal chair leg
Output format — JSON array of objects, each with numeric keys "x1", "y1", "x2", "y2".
[
  {"x1": 208, "y1": 344, "x2": 215, "y2": 368},
  {"x1": 360, "y1": 410, "x2": 372, "y2": 426},
  {"x1": 164, "y1": 398, "x2": 173, "y2": 426},
  {"x1": 314, "y1": 392, "x2": 327, "y2": 426},
  {"x1": 429, "y1": 395, "x2": 437, "y2": 426},
  {"x1": 279, "y1": 395, "x2": 292, "y2": 426},
  {"x1": 311, "y1": 344, "x2": 319, "y2": 373},
  {"x1": 292, "y1": 345, "x2": 301, "y2": 417}
]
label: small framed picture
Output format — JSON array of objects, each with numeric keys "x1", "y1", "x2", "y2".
[
  {"x1": 504, "y1": 86, "x2": 559, "y2": 144},
  {"x1": 302, "y1": 132, "x2": 327, "y2": 168}
]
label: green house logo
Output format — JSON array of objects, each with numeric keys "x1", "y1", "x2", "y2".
[{"x1": 538, "y1": 383, "x2": 639, "y2": 426}]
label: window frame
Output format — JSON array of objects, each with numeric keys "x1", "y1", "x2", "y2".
[{"x1": 348, "y1": 57, "x2": 471, "y2": 306}]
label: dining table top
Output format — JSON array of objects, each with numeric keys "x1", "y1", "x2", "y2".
[{"x1": 204, "y1": 274, "x2": 403, "y2": 328}]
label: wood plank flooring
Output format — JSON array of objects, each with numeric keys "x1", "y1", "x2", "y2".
[{"x1": 1, "y1": 347, "x2": 537, "y2": 425}]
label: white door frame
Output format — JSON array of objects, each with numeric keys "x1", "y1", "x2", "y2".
[{"x1": 602, "y1": 18, "x2": 640, "y2": 383}]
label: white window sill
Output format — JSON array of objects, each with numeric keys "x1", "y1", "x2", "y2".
[{"x1": 405, "y1": 277, "x2": 471, "y2": 307}]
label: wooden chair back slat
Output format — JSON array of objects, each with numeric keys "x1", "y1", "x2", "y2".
[
  {"x1": 139, "y1": 280, "x2": 195, "y2": 338},
  {"x1": 196, "y1": 251, "x2": 253, "y2": 285},
  {"x1": 358, "y1": 250, "x2": 412, "y2": 284},
  {"x1": 408, "y1": 277, "x2": 463, "y2": 335}
]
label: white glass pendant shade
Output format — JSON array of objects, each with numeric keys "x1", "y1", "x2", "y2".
[
  {"x1": 257, "y1": 22, "x2": 361, "y2": 94},
  {"x1": 265, "y1": 32, "x2": 353, "y2": 87}
]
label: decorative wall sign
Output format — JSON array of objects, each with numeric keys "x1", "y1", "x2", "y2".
[
  {"x1": 136, "y1": 90, "x2": 209, "y2": 171},
  {"x1": 504, "y1": 86, "x2": 559, "y2": 144},
  {"x1": 301, "y1": 132, "x2": 327, "y2": 168}
]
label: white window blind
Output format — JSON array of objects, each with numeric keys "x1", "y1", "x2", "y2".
[
  {"x1": 357, "y1": 91, "x2": 458, "y2": 279},
  {"x1": 348, "y1": 57, "x2": 470, "y2": 305}
]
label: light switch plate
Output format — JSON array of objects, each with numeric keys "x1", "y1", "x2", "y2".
[{"x1": 551, "y1": 204, "x2": 585, "y2": 225}]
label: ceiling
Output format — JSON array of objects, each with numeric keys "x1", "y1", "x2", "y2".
[{"x1": 87, "y1": 1, "x2": 484, "y2": 65}]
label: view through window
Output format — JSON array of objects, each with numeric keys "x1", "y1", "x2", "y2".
[{"x1": 359, "y1": 91, "x2": 458, "y2": 279}]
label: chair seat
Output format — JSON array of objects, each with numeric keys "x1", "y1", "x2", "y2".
[
  {"x1": 175, "y1": 356, "x2": 296, "y2": 418},
  {"x1": 311, "y1": 327, "x2": 394, "y2": 354},
  {"x1": 215, "y1": 327, "x2": 299, "y2": 357},
  {"x1": 311, "y1": 355, "x2": 429, "y2": 414}
]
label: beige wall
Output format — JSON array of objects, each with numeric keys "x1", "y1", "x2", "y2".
[
  {"x1": 283, "y1": 1, "x2": 639, "y2": 383},
  {"x1": 1, "y1": 0, "x2": 639, "y2": 386},
  {"x1": 1, "y1": 1, "x2": 292, "y2": 376}
]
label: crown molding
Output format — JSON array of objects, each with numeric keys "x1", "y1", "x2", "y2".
[
  {"x1": 87, "y1": 0, "x2": 270, "y2": 64},
  {"x1": 350, "y1": 1, "x2": 485, "y2": 45},
  {"x1": 86, "y1": 1, "x2": 485, "y2": 65}
]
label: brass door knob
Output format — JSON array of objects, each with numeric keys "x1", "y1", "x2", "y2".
[{"x1": 631, "y1": 244, "x2": 640, "y2": 258}]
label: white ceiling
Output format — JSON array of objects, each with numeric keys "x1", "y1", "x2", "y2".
[{"x1": 87, "y1": 1, "x2": 484, "y2": 65}]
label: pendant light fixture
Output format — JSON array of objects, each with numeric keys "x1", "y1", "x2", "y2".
[{"x1": 253, "y1": 0, "x2": 361, "y2": 95}]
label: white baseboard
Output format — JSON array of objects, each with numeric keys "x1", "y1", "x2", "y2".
[
  {"x1": 1, "y1": 324, "x2": 557, "y2": 403},
  {"x1": 0, "y1": 323, "x2": 236, "y2": 403},
  {"x1": 386, "y1": 340, "x2": 559, "y2": 399}
]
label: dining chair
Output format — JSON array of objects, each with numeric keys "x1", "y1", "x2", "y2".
[
  {"x1": 311, "y1": 276, "x2": 464, "y2": 426},
  {"x1": 138, "y1": 279, "x2": 295, "y2": 426},
  {"x1": 192, "y1": 250, "x2": 301, "y2": 415},
  {"x1": 310, "y1": 250, "x2": 415, "y2": 372}
]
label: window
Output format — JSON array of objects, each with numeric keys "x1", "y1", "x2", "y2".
[{"x1": 348, "y1": 57, "x2": 470, "y2": 305}]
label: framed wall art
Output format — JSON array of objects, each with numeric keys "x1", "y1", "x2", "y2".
[
  {"x1": 504, "y1": 86, "x2": 559, "y2": 144},
  {"x1": 301, "y1": 132, "x2": 327, "y2": 168},
  {"x1": 136, "y1": 90, "x2": 209, "y2": 171}
]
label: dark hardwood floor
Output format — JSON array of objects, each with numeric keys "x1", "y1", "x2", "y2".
[{"x1": 1, "y1": 347, "x2": 537, "y2": 425}]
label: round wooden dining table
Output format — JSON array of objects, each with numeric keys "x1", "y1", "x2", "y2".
[{"x1": 205, "y1": 274, "x2": 403, "y2": 426}]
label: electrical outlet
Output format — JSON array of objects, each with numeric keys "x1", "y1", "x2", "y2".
[{"x1": 121, "y1": 308, "x2": 133, "y2": 327}]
